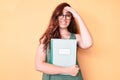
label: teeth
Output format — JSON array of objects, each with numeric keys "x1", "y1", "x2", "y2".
[{"x1": 61, "y1": 22, "x2": 66, "y2": 24}]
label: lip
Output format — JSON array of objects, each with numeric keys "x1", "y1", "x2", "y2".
[
  {"x1": 61, "y1": 21, "x2": 66, "y2": 24},
  {"x1": 59, "y1": 19, "x2": 70, "y2": 27},
  {"x1": 60, "y1": 22, "x2": 67, "y2": 25},
  {"x1": 60, "y1": 20, "x2": 67, "y2": 23}
]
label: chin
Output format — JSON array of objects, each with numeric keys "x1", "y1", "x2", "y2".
[
  {"x1": 59, "y1": 24, "x2": 68, "y2": 28},
  {"x1": 59, "y1": 26, "x2": 68, "y2": 29}
]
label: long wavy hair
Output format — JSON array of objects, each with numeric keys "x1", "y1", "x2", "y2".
[{"x1": 39, "y1": 2, "x2": 79, "y2": 49}]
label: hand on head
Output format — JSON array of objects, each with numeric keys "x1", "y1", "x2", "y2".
[{"x1": 64, "y1": 6, "x2": 79, "y2": 18}]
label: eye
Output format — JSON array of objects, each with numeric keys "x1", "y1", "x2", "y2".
[
  {"x1": 58, "y1": 14, "x2": 63, "y2": 18},
  {"x1": 66, "y1": 14, "x2": 71, "y2": 17},
  {"x1": 59, "y1": 14, "x2": 63, "y2": 16}
]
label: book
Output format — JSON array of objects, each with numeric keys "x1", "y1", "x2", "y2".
[{"x1": 50, "y1": 39, "x2": 77, "y2": 67}]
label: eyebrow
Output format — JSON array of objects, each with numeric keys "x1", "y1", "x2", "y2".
[
  {"x1": 62, "y1": 12, "x2": 71, "y2": 15},
  {"x1": 66, "y1": 12, "x2": 71, "y2": 14}
]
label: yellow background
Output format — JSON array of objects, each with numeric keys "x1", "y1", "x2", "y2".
[{"x1": 0, "y1": 0, "x2": 120, "y2": 80}]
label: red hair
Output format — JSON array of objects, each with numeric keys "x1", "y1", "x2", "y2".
[{"x1": 39, "y1": 2, "x2": 79, "y2": 49}]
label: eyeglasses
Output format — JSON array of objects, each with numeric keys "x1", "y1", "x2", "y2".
[{"x1": 58, "y1": 14, "x2": 72, "y2": 20}]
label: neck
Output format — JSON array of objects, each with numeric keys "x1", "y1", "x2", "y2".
[
  {"x1": 59, "y1": 28, "x2": 69, "y2": 34},
  {"x1": 59, "y1": 28, "x2": 71, "y2": 39}
]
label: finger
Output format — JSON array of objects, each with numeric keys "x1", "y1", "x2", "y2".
[
  {"x1": 75, "y1": 65, "x2": 78, "y2": 68},
  {"x1": 75, "y1": 65, "x2": 79, "y2": 70},
  {"x1": 64, "y1": 6, "x2": 71, "y2": 11},
  {"x1": 64, "y1": 6, "x2": 70, "y2": 9}
]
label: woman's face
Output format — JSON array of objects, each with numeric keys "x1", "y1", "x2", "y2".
[{"x1": 58, "y1": 8, "x2": 72, "y2": 29}]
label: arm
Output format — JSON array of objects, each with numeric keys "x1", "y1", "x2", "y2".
[
  {"x1": 64, "y1": 7, "x2": 93, "y2": 49},
  {"x1": 35, "y1": 43, "x2": 79, "y2": 76}
]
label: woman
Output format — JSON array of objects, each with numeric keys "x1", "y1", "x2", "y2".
[{"x1": 35, "y1": 2, "x2": 93, "y2": 80}]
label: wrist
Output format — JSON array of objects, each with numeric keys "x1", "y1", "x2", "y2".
[{"x1": 62, "y1": 67, "x2": 68, "y2": 74}]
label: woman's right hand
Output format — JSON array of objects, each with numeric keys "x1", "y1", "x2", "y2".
[
  {"x1": 64, "y1": 65, "x2": 79, "y2": 76},
  {"x1": 64, "y1": 6, "x2": 80, "y2": 18}
]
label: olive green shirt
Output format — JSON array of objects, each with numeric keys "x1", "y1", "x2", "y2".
[{"x1": 42, "y1": 33, "x2": 83, "y2": 80}]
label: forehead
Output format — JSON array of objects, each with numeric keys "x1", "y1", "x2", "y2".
[{"x1": 62, "y1": 9, "x2": 71, "y2": 14}]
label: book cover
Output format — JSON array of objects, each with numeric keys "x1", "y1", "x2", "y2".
[{"x1": 50, "y1": 39, "x2": 77, "y2": 67}]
